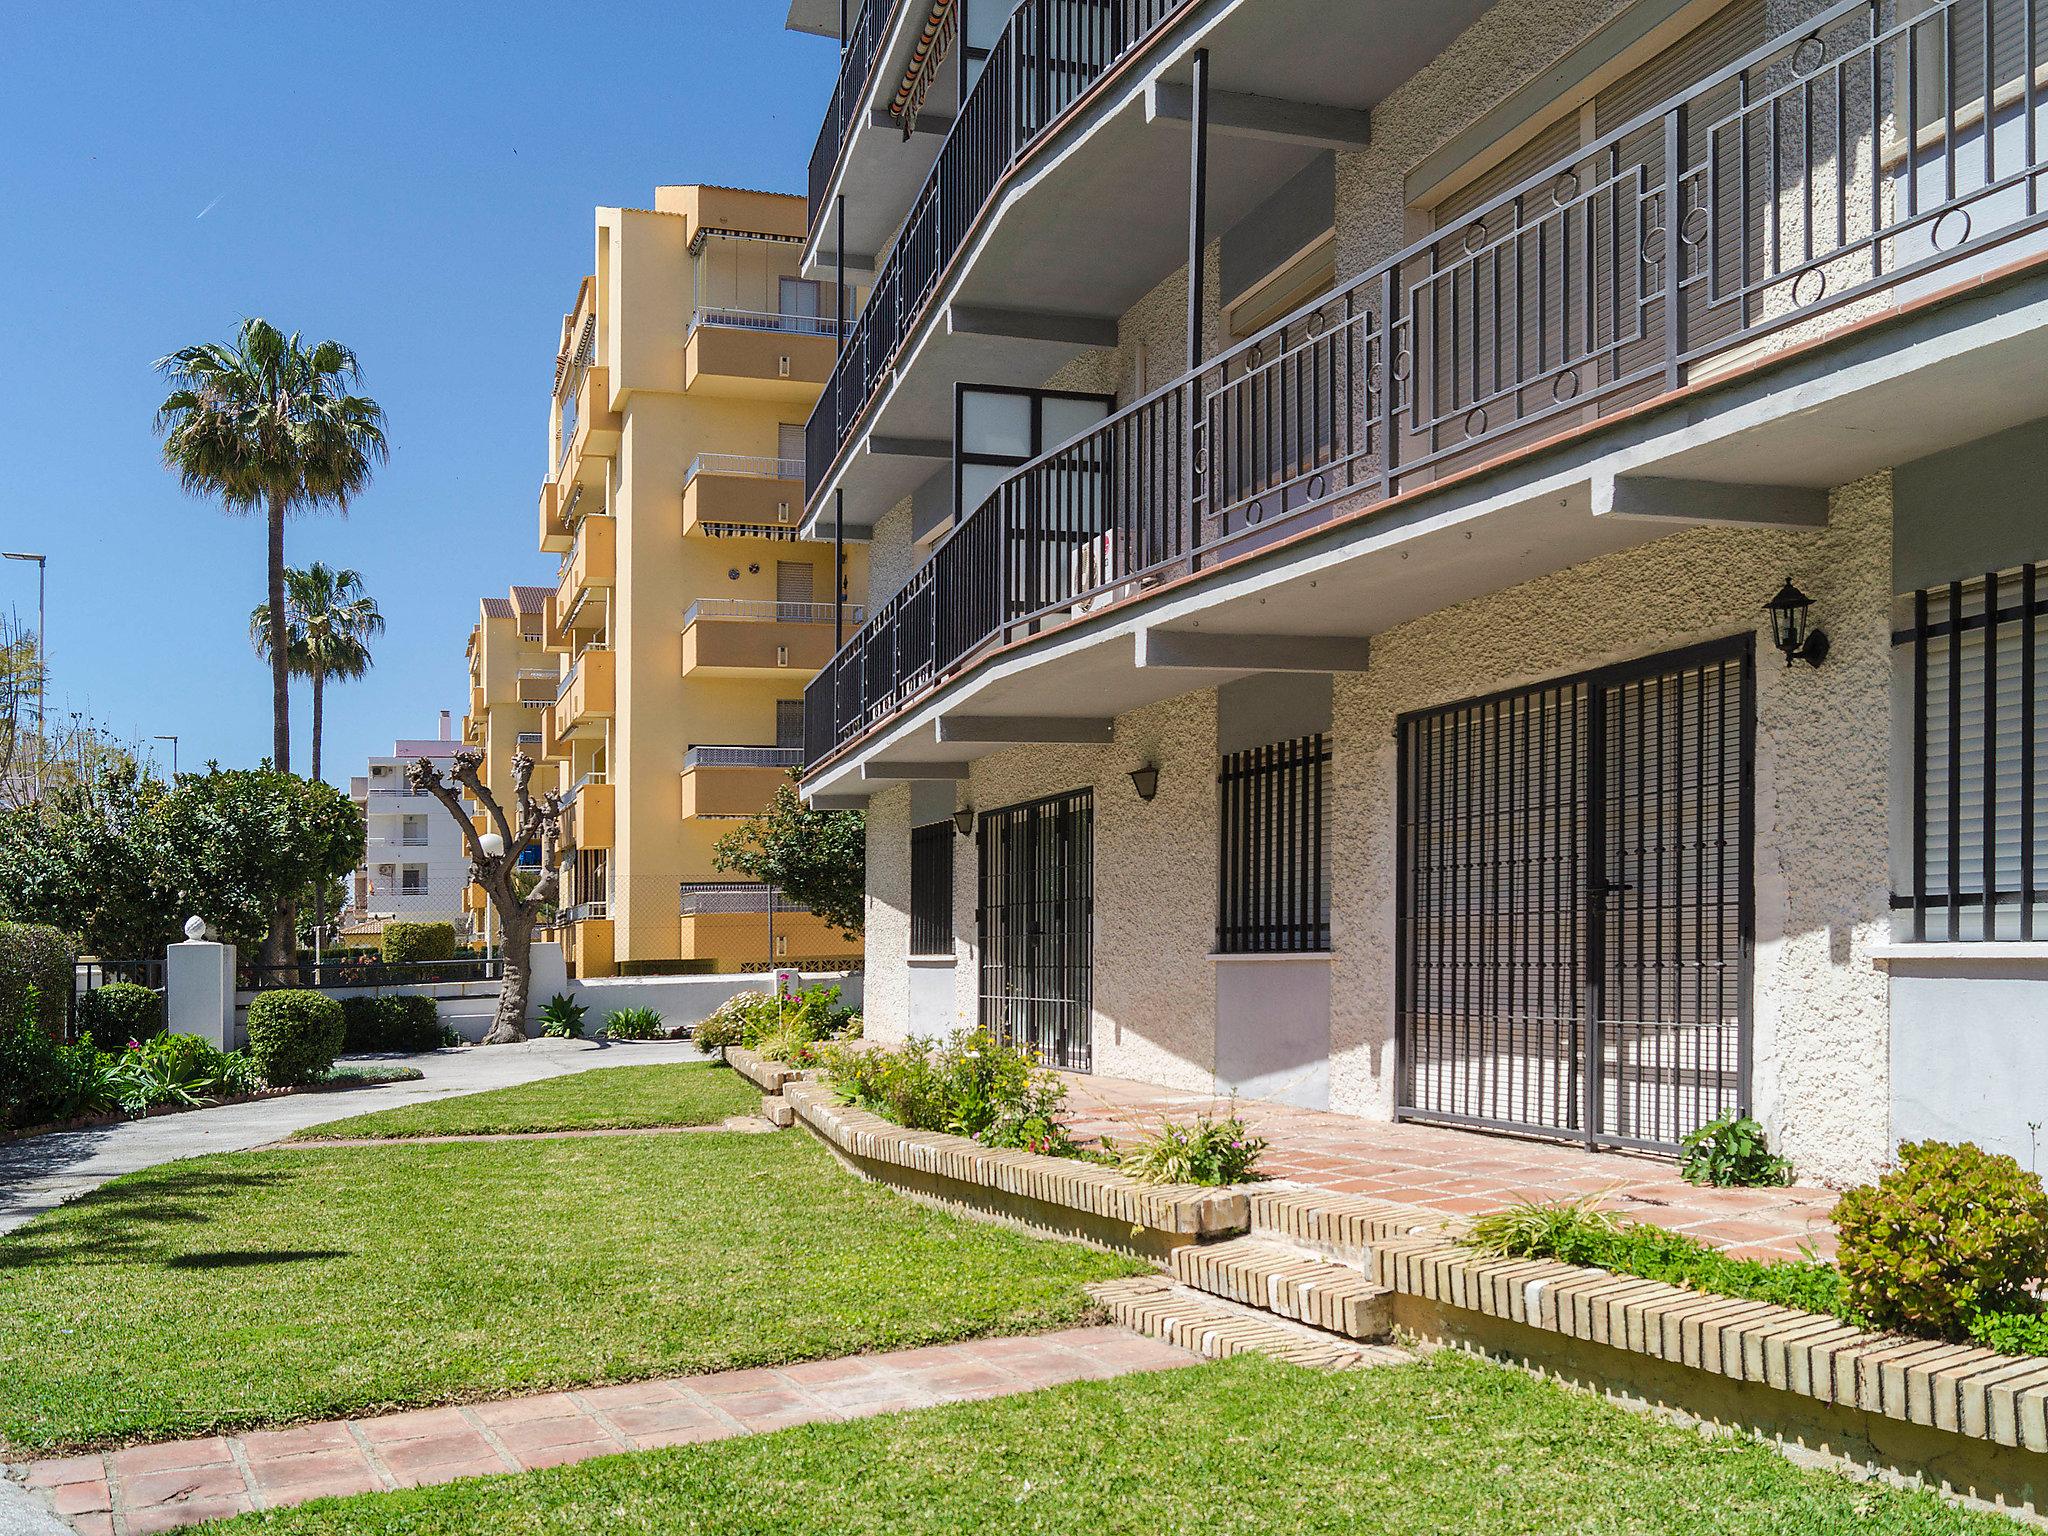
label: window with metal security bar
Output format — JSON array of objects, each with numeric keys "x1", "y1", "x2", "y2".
[
  {"x1": 910, "y1": 822, "x2": 955, "y2": 956},
  {"x1": 1893, "y1": 562, "x2": 2048, "y2": 940},
  {"x1": 1217, "y1": 735, "x2": 1332, "y2": 953}
]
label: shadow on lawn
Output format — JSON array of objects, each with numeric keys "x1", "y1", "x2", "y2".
[
  {"x1": 0, "y1": 1165, "x2": 296, "y2": 1270},
  {"x1": 167, "y1": 1248, "x2": 353, "y2": 1269}
]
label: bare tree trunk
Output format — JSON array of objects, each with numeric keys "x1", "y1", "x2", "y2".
[
  {"x1": 488, "y1": 906, "x2": 534, "y2": 1045},
  {"x1": 310, "y1": 669, "x2": 324, "y2": 785},
  {"x1": 267, "y1": 494, "x2": 290, "y2": 774}
]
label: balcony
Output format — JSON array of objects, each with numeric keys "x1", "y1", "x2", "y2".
[
  {"x1": 538, "y1": 480, "x2": 573, "y2": 554},
  {"x1": 554, "y1": 513, "x2": 615, "y2": 633},
  {"x1": 554, "y1": 364, "x2": 620, "y2": 496},
  {"x1": 682, "y1": 453, "x2": 807, "y2": 537},
  {"x1": 681, "y1": 599, "x2": 863, "y2": 679},
  {"x1": 686, "y1": 311, "x2": 840, "y2": 402},
  {"x1": 679, "y1": 744, "x2": 803, "y2": 819},
  {"x1": 805, "y1": 0, "x2": 888, "y2": 225},
  {"x1": 553, "y1": 645, "x2": 615, "y2": 740},
  {"x1": 804, "y1": 0, "x2": 2048, "y2": 777},
  {"x1": 562, "y1": 773, "x2": 614, "y2": 850},
  {"x1": 805, "y1": 0, "x2": 1194, "y2": 507}
]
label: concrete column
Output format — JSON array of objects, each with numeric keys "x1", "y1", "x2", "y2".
[
  {"x1": 166, "y1": 927, "x2": 236, "y2": 1051},
  {"x1": 527, "y1": 942, "x2": 568, "y2": 1016}
]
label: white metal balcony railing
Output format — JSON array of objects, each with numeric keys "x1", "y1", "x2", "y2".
[
  {"x1": 808, "y1": 0, "x2": 2048, "y2": 771},
  {"x1": 683, "y1": 598, "x2": 864, "y2": 627},
  {"x1": 684, "y1": 745, "x2": 805, "y2": 771},
  {"x1": 686, "y1": 453, "x2": 805, "y2": 484},
  {"x1": 564, "y1": 901, "x2": 611, "y2": 922},
  {"x1": 692, "y1": 307, "x2": 844, "y2": 340},
  {"x1": 679, "y1": 881, "x2": 812, "y2": 917},
  {"x1": 517, "y1": 732, "x2": 544, "y2": 745},
  {"x1": 563, "y1": 771, "x2": 609, "y2": 805},
  {"x1": 554, "y1": 642, "x2": 610, "y2": 703}
]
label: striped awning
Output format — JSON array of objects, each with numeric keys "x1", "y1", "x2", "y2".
[{"x1": 889, "y1": 0, "x2": 959, "y2": 137}]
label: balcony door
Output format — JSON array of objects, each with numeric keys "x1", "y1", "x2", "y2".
[
  {"x1": 1396, "y1": 638, "x2": 1754, "y2": 1153},
  {"x1": 978, "y1": 789, "x2": 1094, "y2": 1072}
]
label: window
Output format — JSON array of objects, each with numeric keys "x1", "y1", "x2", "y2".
[
  {"x1": 953, "y1": 384, "x2": 1115, "y2": 531},
  {"x1": 401, "y1": 815, "x2": 428, "y2": 846},
  {"x1": 1217, "y1": 735, "x2": 1332, "y2": 953},
  {"x1": 779, "y1": 277, "x2": 822, "y2": 321},
  {"x1": 1894, "y1": 562, "x2": 2048, "y2": 939},
  {"x1": 400, "y1": 866, "x2": 427, "y2": 895},
  {"x1": 911, "y1": 821, "x2": 955, "y2": 956}
]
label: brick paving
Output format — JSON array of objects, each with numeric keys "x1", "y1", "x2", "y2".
[
  {"x1": 9, "y1": 1327, "x2": 1196, "y2": 1535},
  {"x1": 1055, "y1": 1072, "x2": 1840, "y2": 1261}
]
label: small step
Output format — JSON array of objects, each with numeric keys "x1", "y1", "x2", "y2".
[
  {"x1": 1172, "y1": 1236, "x2": 1395, "y2": 1340},
  {"x1": 1247, "y1": 1189, "x2": 1456, "y2": 1265},
  {"x1": 1088, "y1": 1276, "x2": 1409, "y2": 1370}
]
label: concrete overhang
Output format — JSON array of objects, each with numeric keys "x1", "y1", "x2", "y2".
[
  {"x1": 801, "y1": 258, "x2": 2048, "y2": 803},
  {"x1": 802, "y1": 0, "x2": 1493, "y2": 536}
]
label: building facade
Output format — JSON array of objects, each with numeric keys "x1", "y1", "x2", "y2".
[
  {"x1": 795, "y1": 0, "x2": 2048, "y2": 1185},
  {"x1": 537, "y1": 183, "x2": 871, "y2": 976},
  {"x1": 345, "y1": 718, "x2": 472, "y2": 941}
]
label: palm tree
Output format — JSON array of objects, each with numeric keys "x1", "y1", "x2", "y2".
[
  {"x1": 154, "y1": 319, "x2": 388, "y2": 775},
  {"x1": 250, "y1": 563, "x2": 385, "y2": 785}
]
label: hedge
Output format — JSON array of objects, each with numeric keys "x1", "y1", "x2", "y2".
[
  {"x1": 0, "y1": 923, "x2": 78, "y2": 1041},
  {"x1": 340, "y1": 993, "x2": 449, "y2": 1053},
  {"x1": 245, "y1": 990, "x2": 345, "y2": 1087},
  {"x1": 75, "y1": 982, "x2": 166, "y2": 1053},
  {"x1": 380, "y1": 922, "x2": 456, "y2": 965}
]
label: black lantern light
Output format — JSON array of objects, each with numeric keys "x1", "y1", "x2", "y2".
[
  {"x1": 951, "y1": 805, "x2": 975, "y2": 837},
  {"x1": 1128, "y1": 763, "x2": 1160, "y2": 802},
  {"x1": 1765, "y1": 578, "x2": 1829, "y2": 668}
]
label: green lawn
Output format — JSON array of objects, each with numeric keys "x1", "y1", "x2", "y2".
[
  {"x1": 0, "y1": 1132, "x2": 1143, "y2": 1453},
  {"x1": 294, "y1": 1063, "x2": 758, "y2": 1139},
  {"x1": 190, "y1": 1351, "x2": 2015, "y2": 1535}
]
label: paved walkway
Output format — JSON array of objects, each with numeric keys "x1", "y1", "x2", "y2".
[
  {"x1": 1056, "y1": 1072, "x2": 1840, "y2": 1260},
  {"x1": 0, "y1": 1039, "x2": 709, "y2": 1235},
  {"x1": 9, "y1": 1328, "x2": 1197, "y2": 1535}
]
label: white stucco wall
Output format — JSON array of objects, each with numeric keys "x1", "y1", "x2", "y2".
[{"x1": 862, "y1": 784, "x2": 913, "y2": 1043}]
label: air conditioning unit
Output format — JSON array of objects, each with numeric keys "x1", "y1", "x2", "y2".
[
  {"x1": 778, "y1": 355, "x2": 791, "y2": 378},
  {"x1": 776, "y1": 644, "x2": 790, "y2": 667},
  {"x1": 776, "y1": 502, "x2": 790, "y2": 523}
]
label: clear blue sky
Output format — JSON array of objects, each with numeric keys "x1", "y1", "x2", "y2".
[{"x1": 0, "y1": 2, "x2": 833, "y2": 786}]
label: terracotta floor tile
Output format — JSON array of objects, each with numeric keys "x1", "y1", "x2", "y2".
[
  {"x1": 109, "y1": 1438, "x2": 234, "y2": 1478},
  {"x1": 126, "y1": 1495, "x2": 254, "y2": 1535},
  {"x1": 48, "y1": 1480, "x2": 114, "y2": 1516},
  {"x1": 23, "y1": 1454, "x2": 104, "y2": 1487},
  {"x1": 490, "y1": 1415, "x2": 610, "y2": 1454},
  {"x1": 245, "y1": 1449, "x2": 376, "y2": 1492},
  {"x1": 63, "y1": 1514, "x2": 114, "y2": 1536},
  {"x1": 387, "y1": 1456, "x2": 511, "y2": 1489},
  {"x1": 262, "y1": 1471, "x2": 385, "y2": 1507},
  {"x1": 470, "y1": 1393, "x2": 583, "y2": 1426},
  {"x1": 357, "y1": 1406, "x2": 477, "y2": 1444},
  {"x1": 237, "y1": 1421, "x2": 360, "y2": 1461},
  {"x1": 513, "y1": 1438, "x2": 619, "y2": 1472},
  {"x1": 687, "y1": 1367, "x2": 789, "y2": 1397},
  {"x1": 607, "y1": 1399, "x2": 727, "y2": 1440},
  {"x1": 119, "y1": 1463, "x2": 249, "y2": 1507},
  {"x1": 375, "y1": 1430, "x2": 503, "y2": 1476},
  {"x1": 574, "y1": 1380, "x2": 684, "y2": 1411}
]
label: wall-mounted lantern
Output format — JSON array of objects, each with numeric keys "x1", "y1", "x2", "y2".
[
  {"x1": 1765, "y1": 578, "x2": 1829, "y2": 668},
  {"x1": 952, "y1": 806, "x2": 975, "y2": 837},
  {"x1": 1128, "y1": 763, "x2": 1160, "y2": 802}
]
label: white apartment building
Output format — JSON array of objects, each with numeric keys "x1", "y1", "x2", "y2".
[
  {"x1": 345, "y1": 713, "x2": 475, "y2": 940},
  {"x1": 794, "y1": 0, "x2": 2048, "y2": 1186}
]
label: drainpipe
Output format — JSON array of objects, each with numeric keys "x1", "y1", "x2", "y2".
[
  {"x1": 1185, "y1": 48, "x2": 1210, "y2": 565},
  {"x1": 835, "y1": 489, "x2": 846, "y2": 648}
]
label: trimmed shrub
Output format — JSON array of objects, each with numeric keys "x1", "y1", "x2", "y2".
[
  {"x1": 1835, "y1": 1140, "x2": 2048, "y2": 1339},
  {"x1": 339, "y1": 994, "x2": 450, "y2": 1053},
  {"x1": 75, "y1": 983, "x2": 166, "y2": 1054},
  {"x1": 339, "y1": 995, "x2": 389, "y2": 1053},
  {"x1": 244, "y1": 990, "x2": 346, "y2": 1088},
  {"x1": 380, "y1": 922, "x2": 456, "y2": 966},
  {"x1": 0, "y1": 922, "x2": 77, "y2": 1041},
  {"x1": 821, "y1": 1029, "x2": 1076, "y2": 1155}
]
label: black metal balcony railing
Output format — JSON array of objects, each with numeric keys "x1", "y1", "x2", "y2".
[
  {"x1": 807, "y1": 0, "x2": 1193, "y2": 498},
  {"x1": 684, "y1": 745, "x2": 806, "y2": 770},
  {"x1": 808, "y1": 0, "x2": 889, "y2": 223},
  {"x1": 807, "y1": 0, "x2": 2048, "y2": 769}
]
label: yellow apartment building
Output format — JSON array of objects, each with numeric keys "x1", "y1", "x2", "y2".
[
  {"x1": 537, "y1": 183, "x2": 869, "y2": 977},
  {"x1": 460, "y1": 584, "x2": 557, "y2": 945}
]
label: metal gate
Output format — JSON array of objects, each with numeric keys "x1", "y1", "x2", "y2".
[
  {"x1": 1396, "y1": 637, "x2": 1754, "y2": 1153},
  {"x1": 978, "y1": 788, "x2": 1094, "y2": 1071}
]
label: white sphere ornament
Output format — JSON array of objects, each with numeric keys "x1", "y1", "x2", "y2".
[
  {"x1": 478, "y1": 832, "x2": 506, "y2": 860},
  {"x1": 183, "y1": 916, "x2": 208, "y2": 941}
]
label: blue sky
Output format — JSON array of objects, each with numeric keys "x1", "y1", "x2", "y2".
[{"x1": 0, "y1": 2, "x2": 833, "y2": 785}]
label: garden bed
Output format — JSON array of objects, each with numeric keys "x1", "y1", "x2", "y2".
[{"x1": 0, "y1": 1065, "x2": 425, "y2": 1142}]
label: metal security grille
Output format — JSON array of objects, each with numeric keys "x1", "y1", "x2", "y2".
[
  {"x1": 978, "y1": 789, "x2": 1094, "y2": 1071},
  {"x1": 911, "y1": 821, "x2": 956, "y2": 955},
  {"x1": 1217, "y1": 735, "x2": 1331, "y2": 953},
  {"x1": 1896, "y1": 564, "x2": 2048, "y2": 939},
  {"x1": 1396, "y1": 638, "x2": 1753, "y2": 1153}
]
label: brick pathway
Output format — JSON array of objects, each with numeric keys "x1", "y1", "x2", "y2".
[
  {"x1": 10, "y1": 1328, "x2": 1196, "y2": 1535},
  {"x1": 1056, "y1": 1072, "x2": 1840, "y2": 1261}
]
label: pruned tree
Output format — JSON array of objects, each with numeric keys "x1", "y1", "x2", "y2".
[{"x1": 408, "y1": 746, "x2": 560, "y2": 1044}]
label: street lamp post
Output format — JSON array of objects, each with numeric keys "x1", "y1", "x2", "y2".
[
  {"x1": 3, "y1": 551, "x2": 46, "y2": 799},
  {"x1": 153, "y1": 734, "x2": 180, "y2": 780}
]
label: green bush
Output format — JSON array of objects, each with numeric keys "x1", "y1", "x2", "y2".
[
  {"x1": 75, "y1": 982, "x2": 166, "y2": 1054},
  {"x1": 339, "y1": 994, "x2": 452, "y2": 1053},
  {"x1": 0, "y1": 923, "x2": 77, "y2": 1041},
  {"x1": 106, "y1": 1033, "x2": 241, "y2": 1114},
  {"x1": 538, "y1": 993, "x2": 588, "y2": 1039},
  {"x1": 603, "y1": 1005, "x2": 663, "y2": 1040},
  {"x1": 693, "y1": 985, "x2": 857, "y2": 1054},
  {"x1": 821, "y1": 1029, "x2": 1076, "y2": 1155},
  {"x1": 244, "y1": 990, "x2": 346, "y2": 1088},
  {"x1": 1112, "y1": 1114, "x2": 1267, "y2": 1186},
  {"x1": 692, "y1": 990, "x2": 772, "y2": 1051},
  {"x1": 1679, "y1": 1113, "x2": 1792, "y2": 1188},
  {"x1": 0, "y1": 990, "x2": 116, "y2": 1131},
  {"x1": 380, "y1": 922, "x2": 456, "y2": 966},
  {"x1": 1834, "y1": 1140, "x2": 2048, "y2": 1339}
]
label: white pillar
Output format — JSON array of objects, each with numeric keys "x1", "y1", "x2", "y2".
[
  {"x1": 166, "y1": 920, "x2": 236, "y2": 1051},
  {"x1": 527, "y1": 941, "x2": 568, "y2": 1020}
]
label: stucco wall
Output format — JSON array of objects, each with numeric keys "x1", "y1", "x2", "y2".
[
  {"x1": 862, "y1": 784, "x2": 913, "y2": 1042},
  {"x1": 866, "y1": 495, "x2": 919, "y2": 609},
  {"x1": 1329, "y1": 475, "x2": 1894, "y2": 1186}
]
